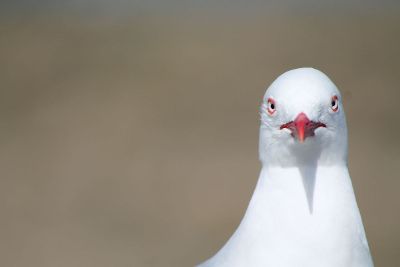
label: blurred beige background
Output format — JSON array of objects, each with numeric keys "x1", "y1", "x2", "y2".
[{"x1": 1, "y1": 2, "x2": 400, "y2": 266}]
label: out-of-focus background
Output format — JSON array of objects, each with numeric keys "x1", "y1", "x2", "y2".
[{"x1": 1, "y1": 1, "x2": 399, "y2": 266}]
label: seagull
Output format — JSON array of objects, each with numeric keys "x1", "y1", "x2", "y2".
[{"x1": 198, "y1": 68, "x2": 374, "y2": 267}]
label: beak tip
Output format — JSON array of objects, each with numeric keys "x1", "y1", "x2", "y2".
[{"x1": 298, "y1": 130, "x2": 306, "y2": 143}]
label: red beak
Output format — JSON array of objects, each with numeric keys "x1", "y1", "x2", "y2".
[{"x1": 280, "y1": 112, "x2": 326, "y2": 142}]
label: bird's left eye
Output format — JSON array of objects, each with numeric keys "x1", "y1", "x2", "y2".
[{"x1": 331, "y1": 95, "x2": 339, "y2": 112}]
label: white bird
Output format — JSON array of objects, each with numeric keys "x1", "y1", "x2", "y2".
[{"x1": 198, "y1": 68, "x2": 374, "y2": 267}]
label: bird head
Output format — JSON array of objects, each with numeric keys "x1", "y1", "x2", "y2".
[{"x1": 259, "y1": 68, "x2": 347, "y2": 167}]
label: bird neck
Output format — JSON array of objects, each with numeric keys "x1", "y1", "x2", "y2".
[
  {"x1": 251, "y1": 163, "x2": 351, "y2": 215},
  {"x1": 226, "y1": 164, "x2": 365, "y2": 266}
]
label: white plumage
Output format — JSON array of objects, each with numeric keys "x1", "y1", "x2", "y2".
[{"x1": 198, "y1": 68, "x2": 374, "y2": 267}]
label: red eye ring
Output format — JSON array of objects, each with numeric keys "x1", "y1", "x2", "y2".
[
  {"x1": 267, "y1": 98, "x2": 276, "y2": 115},
  {"x1": 331, "y1": 95, "x2": 339, "y2": 112}
]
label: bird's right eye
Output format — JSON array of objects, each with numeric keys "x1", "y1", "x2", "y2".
[{"x1": 267, "y1": 98, "x2": 276, "y2": 115}]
